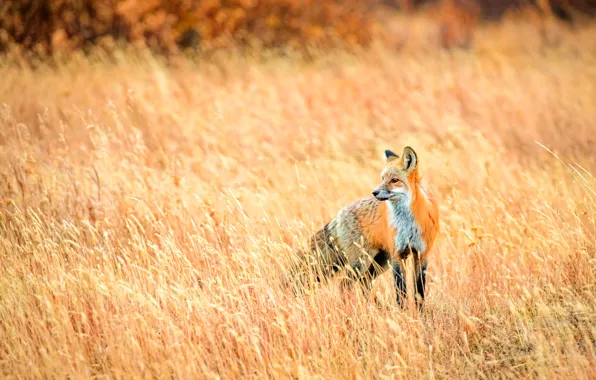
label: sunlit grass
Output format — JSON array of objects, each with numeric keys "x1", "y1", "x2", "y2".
[{"x1": 0, "y1": 31, "x2": 595, "y2": 378}]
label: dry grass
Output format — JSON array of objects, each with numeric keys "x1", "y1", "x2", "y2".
[{"x1": 1, "y1": 22, "x2": 596, "y2": 379}]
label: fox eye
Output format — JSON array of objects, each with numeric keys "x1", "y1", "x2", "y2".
[{"x1": 391, "y1": 178, "x2": 399, "y2": 184}]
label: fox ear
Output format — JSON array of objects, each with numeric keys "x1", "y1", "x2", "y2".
[
  {"x1": 402, "y1": 146, "x2": 418, "y2": 172},
  {"x1": 385, "y1": 149, "x2": 399, "y2": 162}
]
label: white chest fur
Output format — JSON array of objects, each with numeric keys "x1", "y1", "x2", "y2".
[{"x1": 388, "y1": 195, "x2": 426, "y2": 256}]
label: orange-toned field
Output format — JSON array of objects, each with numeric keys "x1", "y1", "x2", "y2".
[{"x1": 1, "y1": 21, "x2": 595, "y2": 379}]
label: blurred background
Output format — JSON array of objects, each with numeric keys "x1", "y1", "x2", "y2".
[{"x1": 2, "y1": 0, "x2": 596, "y2": 57}]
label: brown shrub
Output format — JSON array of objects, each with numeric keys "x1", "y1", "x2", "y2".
[
  {"x1": 0, "y1": 0, "x2": 380, "y2": 55},
  {"x1": 1, "y1": 0, "x2": 595, "y2": 56}
]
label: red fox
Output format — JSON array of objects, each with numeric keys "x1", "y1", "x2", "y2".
[{"x1": 290, "y1": 146, "x2": 440, "y2": 309}]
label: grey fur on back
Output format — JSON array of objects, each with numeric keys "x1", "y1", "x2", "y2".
[{"x1": 288, "y1": 198, "x2": 382, "y2": 289}]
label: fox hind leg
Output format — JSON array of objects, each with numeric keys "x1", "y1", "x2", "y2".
[
  {"x1": 339, "y1": 248, "x2": 390, "y2": 307},
  {"x1": 361, "y1": 249, "x2": 390, "y2": 288},
  {"x1": 359, "y1": 249, "x2": 391, "y2": 308}
]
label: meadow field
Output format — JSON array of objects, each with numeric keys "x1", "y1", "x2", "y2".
[{"x1": 1, "y1": 18, "x2": 596, "y2": 379}]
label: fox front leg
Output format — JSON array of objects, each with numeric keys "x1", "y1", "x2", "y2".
[
  {"x1": 393, "y1": 259, "x2": 427, "y2": 310},
  {"x1": 392, "y1": 262, "x2": 407, "y2": 307},
  {"x1": 414, "y1": 260, "x2": 428, "y2": 310}
]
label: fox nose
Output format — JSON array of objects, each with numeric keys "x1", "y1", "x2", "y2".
[{"x1": 372, "y1": 190, "x2": 380, "y2": 197}]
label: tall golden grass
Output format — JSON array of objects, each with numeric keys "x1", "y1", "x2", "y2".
[{"x1": 1, "y1": 21, "x2": 596, "y2": 379}]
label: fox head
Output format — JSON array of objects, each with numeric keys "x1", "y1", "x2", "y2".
[{"x1": 372, "y1": 146, "x2": 419, "y2": 201}]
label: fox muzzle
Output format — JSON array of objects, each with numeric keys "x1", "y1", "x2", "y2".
[{"x1": 372, "y1": 188, "x2": 393, "y2": 201}]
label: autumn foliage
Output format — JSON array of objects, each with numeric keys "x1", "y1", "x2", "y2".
[
  {"x1": 3, "y1": 0, "x2": 596, "y2": 55},
  {"x1": 1, "y1": 0, "x2": 379, "y2": 54}
]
